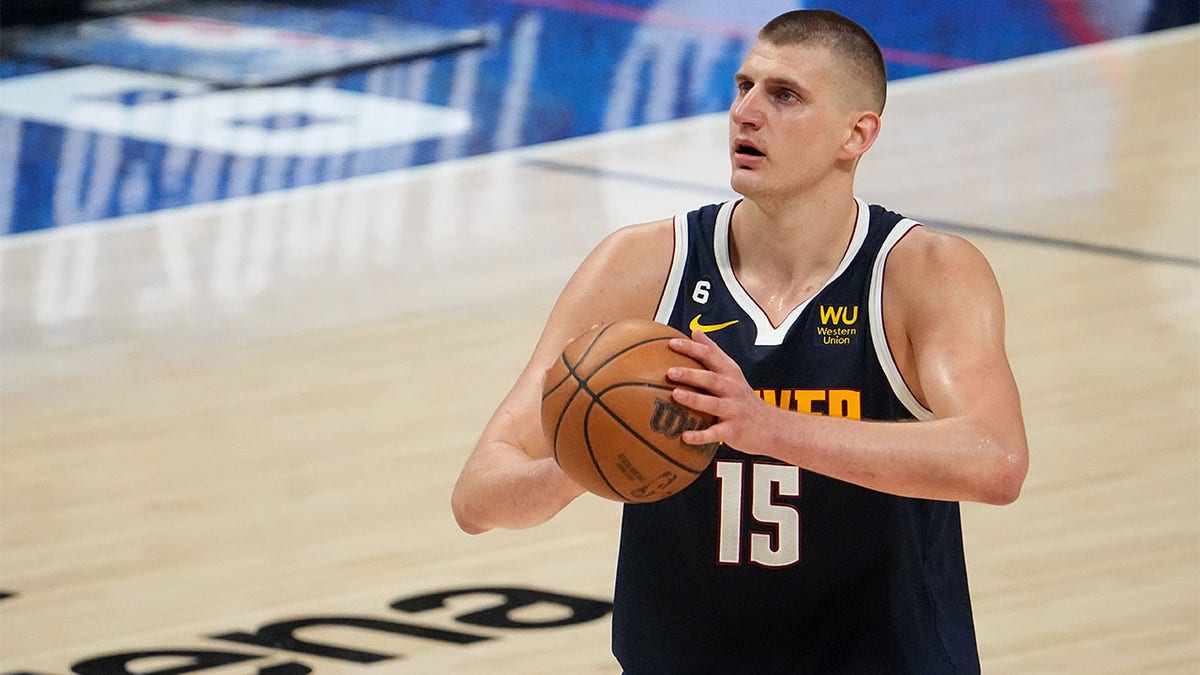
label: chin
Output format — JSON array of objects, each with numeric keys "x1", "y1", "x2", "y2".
[{"x1": 729, "y1": 172, "x2": 762, "y2": 199}]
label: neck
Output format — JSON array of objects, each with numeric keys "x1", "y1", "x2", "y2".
[{"x1": 728, "y1": 191, "x2": 860, "y2": 324}]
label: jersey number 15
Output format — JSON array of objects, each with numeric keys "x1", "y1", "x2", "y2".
[{"x1": 715, "y1": 460, "x2": 801, "y2": 567}]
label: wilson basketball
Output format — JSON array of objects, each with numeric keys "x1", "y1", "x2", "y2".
[{"x1": 541, "y1": 319, "x2": 720, "y2": 503}]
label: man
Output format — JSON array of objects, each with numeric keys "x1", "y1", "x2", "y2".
[{"x1": 452, "y1": 9, "x2": 1028, "y2": 673}]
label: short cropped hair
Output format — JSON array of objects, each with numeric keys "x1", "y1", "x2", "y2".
[{"x1": 758, "y1": 10, "x2": 887, "y2": 114}]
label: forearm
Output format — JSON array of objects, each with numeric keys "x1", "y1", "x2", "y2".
[
  {"x1": 759, "y1": 406, "x2": 1027, "y2": 505},
  {"x1": 451, "y1": 442, "x2": 585, "y2": 534}
]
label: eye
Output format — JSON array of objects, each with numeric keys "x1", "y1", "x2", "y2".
[
  {"x1": 775, "y1": 88, "x2": 798, "y2": 103},
  {"x1": 736, "y1": 80, "x2": 753, "y2": 95}
]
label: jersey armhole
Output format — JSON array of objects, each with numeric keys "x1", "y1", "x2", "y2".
[
  {"x1": 653, "y1": 212, "x2": 689, "y2": 324},
  {"x1": 868, "y1": 219, "x2": 936, "y2": 421}
]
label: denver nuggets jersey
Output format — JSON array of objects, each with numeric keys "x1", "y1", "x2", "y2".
[{"x1": 611, "y1": 199, "x2": 980, "y2": 674}]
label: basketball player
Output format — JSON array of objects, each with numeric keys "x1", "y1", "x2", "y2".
[{"x1": 452, "y1": 9, "x2": 1028, "y2": 672}]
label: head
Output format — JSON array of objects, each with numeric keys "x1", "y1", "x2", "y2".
[
  {"x1": 758, "y1": 10, "x2": 887, "y2": 115},
  {"x1": 729, "y1": 11, "x2": 887, "y2": 202}
]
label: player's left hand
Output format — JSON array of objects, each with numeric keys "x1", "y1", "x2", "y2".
[{"x1": 666, "y1": 329, "x2": 778, "y2": 451}]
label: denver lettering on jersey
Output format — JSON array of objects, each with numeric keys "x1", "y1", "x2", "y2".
[{"x1": 756, "y1": 388, "x2": 862, "y2": 420}]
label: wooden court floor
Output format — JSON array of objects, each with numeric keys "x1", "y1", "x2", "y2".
[{"x1": 1, "y1": 26, "x2": 1198, "y2": 674}]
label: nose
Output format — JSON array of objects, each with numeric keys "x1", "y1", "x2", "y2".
[{"x1": 730, "y1": 87, "x2": 764, "y2": 129}]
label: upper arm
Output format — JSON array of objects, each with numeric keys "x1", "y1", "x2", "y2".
[
  {"x1": 472, "y1": 218, "x2": 677, "y2": 462},
  {"x1": 883, "y1": 228, "x2": 1028, "y2": 461}
]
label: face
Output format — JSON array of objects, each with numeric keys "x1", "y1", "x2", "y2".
[{"x1": 728, "y1": 40, "x2": 862, "y2": 200}]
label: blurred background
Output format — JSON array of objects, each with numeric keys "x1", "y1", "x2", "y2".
[
  {"x1": 0, "y1": 1, "x2": 1197, "y2": 673},
  {"x1": 1, "y1": 0, "x2": 1195, "y2": 235}
]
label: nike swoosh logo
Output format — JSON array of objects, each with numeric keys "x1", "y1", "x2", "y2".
[{"x1": 689, "y1": 314, "x2": 739, "y2": 333}]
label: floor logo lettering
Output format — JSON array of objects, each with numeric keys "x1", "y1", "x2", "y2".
[{"x1": 1, "y1": 586, "x2": 612, "y2": 675}]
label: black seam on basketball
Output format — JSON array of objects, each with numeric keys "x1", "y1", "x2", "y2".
[
  {"x1": 559, "y1": 325, "x2": 681, "y2": 396},
  {"x1": 541, "y1": 365, "x2": 572, "y2": 400},
  {"x1": 552, "y1": 353, "x2": 590, "y2": 465},
  {"x1": 590, "y1": 381, "x2": 710, "y2": 475},
  {"x1": 582, "y1": 395, "x2": 633, "y2": 501},
  {"x1": 572, "y1": 322, "x2": 619, "y2": 379},
  {"x1": 551, "y1": 323, "x2": 620, "y2": 461},
  {"x1": 548, "y1": 323, "x2": 686, "y2": 491},
  {"x1": 545, "y1": 324, "x2": 610, "y2": 402},
  {"x1": 556, "y1": 328, "x2": 664, "y2": 454},
  {"x1": 580, "y1": 336, "x2": 676, "y2": 389}
]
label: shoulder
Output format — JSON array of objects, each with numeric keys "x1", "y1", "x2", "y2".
[
  {"x1": 590, "y1": 217, "x2": 675, "y2": 263},
  {"x1": 574, "y1": 217, "x2": 675, "y2": 292},
  {"x1": 884, "y1": 225, "x2": 1000, "y2": 301},
  {"x1": 880, "y1": 225, "x2": 1006, "y2": 405},
  {"x1": 553, "y1": 217, "x2": 676, "y2": 325}
]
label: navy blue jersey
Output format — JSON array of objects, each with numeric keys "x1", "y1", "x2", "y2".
[{"x1": 612, "y1": 199, "x2": 980, "y2": 674}]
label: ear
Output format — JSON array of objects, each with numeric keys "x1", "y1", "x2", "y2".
[{"x1": 840, "y1": 110, "x2": 881, "y2": 160}]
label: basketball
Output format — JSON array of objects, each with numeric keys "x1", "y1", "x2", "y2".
[{"x1": 541, "y1": 319, "x2": 720, "y2": 503}]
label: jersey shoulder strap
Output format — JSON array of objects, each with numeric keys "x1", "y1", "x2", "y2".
[{"x1": 653, "y1": 201, "x2": 728, "y2": 323}]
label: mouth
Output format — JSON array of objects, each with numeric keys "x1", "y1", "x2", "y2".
[{"x1": 733, "y1": 142, "x2": 766, "y2": 158}]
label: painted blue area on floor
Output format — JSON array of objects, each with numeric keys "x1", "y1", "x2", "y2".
[{"x1": 0, "y1": 0, "x2": 1168, "y2": 233}]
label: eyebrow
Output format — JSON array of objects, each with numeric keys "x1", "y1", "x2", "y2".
[{"x1": 735, "y1": 72, "x2": 811, "y2": 95}]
